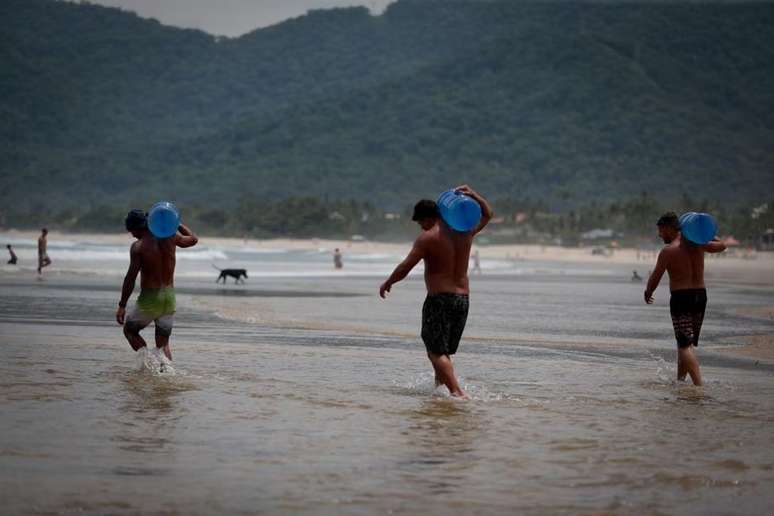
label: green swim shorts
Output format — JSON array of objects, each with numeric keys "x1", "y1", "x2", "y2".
[
  {"x1": 125, "y1": 288, "x2": 176, "y2": 338},
  {"x1": 136, "y1": 288, "x2": 176, "y2": 318}
]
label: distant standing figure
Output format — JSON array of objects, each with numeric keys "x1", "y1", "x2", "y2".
[
  {"x1": 379, "y1": 185, "x2": 492, "y2": 399},
  {"x1": 37, "y1": 228, "x2": 52, "y2": 274},
  {"x1": 631, "y1": 270, "x2": 642, "y2": 282},
  {"x1": 472, "y1": 249, "x2": 481, "y2": 274},
  {"x1": 644, "y1": 212, "x2": 726, "y2": 386},
  {"x1": 6, "y1": 244, "x2": 17, "y2": 265},
  {"x1": 116, "y1": 209, "x2": 198, "y2": 368},
  {"x1": 333, "y1": 248, "x2": 343, "y2": 269}
]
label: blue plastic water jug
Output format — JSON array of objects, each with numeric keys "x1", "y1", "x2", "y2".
[
  {"x1": 437, "y1": 189, "x2": 482, "y2": 232},
  {"x1": 679, "y1": 212, "x2": 717, "y2": 245},
  {"x1": 148, "y1": 201, "x2": 180, "y2": 239}
]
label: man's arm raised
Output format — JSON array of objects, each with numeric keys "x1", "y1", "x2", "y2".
[
  {"x1": 703, "y1": 237, "x2": 727, "y2": 254},
  {"x1": 379, "y1": 239, "x2": 425, "y2": 299},
  {"x1": 644, "y1": 249, "x2": 668, "y2": 304},
  {"x1": 176, "y1": 223, "x2": 198, "y2": 248},
  {"x1": 455, "y1": 184, "x2": 493, "y2": 235}
]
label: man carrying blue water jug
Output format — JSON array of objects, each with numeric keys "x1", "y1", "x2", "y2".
[
  {"x1": 116, "y1": 207, "x2": 198, "y2": 368},
  {"x1": 644, "y1": 211, "x2": 726, "y2": 386},
  {"x1": 380, "y1": 185, "x2": 492, "y2": 399}
]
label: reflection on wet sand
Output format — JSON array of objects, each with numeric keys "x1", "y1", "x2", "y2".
[
  {"x1": 2, "y1": 267, "x2": 774, "y2": 515},
  {"x1": 110, "y1": 369, "x2": 196, "y2": 465},
  {"x1": 401, "y1": 399, "x2": 482, "y2": 494}
]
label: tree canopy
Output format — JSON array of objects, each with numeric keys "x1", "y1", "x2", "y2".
[{"x1": 1, "y1": 0, "x2": 772, "y2": 229}]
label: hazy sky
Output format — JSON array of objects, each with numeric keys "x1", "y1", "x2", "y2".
[{"x1": 83, "y1": 0, "x2": 396, "y2": 37}]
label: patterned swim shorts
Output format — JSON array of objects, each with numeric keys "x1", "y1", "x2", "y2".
[
  {"x1": 670, "y1": 288, "x2": 707, "y2": 349},
  {"x1": 125, "y1": 288, "x2": 176, "y2": 338},
  {"x1": 421, "y1": 293, "x2": 469, "y2": 356}
]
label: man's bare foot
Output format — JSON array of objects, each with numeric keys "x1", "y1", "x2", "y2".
[{"x1": 450, "y1": 390, "x2": 471, "y2": 400}]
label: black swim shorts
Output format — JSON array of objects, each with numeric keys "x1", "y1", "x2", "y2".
[
  {"x1": 670, "y1": 288, "x2": 707, "y2": 348},
  {"x1": 421, "y1": 293, "x2": 469, "y2": 355}
]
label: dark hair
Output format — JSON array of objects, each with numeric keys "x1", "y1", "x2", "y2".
[
  {"x1": 412, "y1": 199, "x2": 439, "y2": 221},
  {"x1": 656, "y1": 211, "x2": 680, "y2": 229},
  {"x1": 125, "y1": 209, "x2": 147, "y2": 231}
]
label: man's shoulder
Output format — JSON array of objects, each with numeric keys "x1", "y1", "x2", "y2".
[
  {"x1": 657, "y1": 244, "x2": 677, "y2": 262},
  {"x1": 661, "y1": 242, "x2": 680, "y2": 253}
]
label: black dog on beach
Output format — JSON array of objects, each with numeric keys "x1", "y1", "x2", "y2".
[{"x1": 213, "y1": 264, "x2": 248, "y2": 284}]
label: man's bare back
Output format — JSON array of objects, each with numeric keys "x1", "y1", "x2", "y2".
[
  {"x1": 646, "y1": 236, "x2": 726, "y2": 298},
  {"x1": 656, "y1": 238, "x2": 706, "y2": 292},
  {"x1": 418, "y1": 223, "x2": 474, "y2": 295},
  {"x1": 132, "y1": 234, "x2": 179, "y2": 289}
]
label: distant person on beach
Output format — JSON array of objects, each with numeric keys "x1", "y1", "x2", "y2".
[
  {"x1": 472, "y1": 249, "x2": 481, "y2": 274},
  {"x1": 37, "y1": 228, "x2": 51, "y2": 274},
  {"x1": 631, "y1": 270, "x2": 642, "y2": 282},
  {"x1": 333, "y1": 248, "x2": 343, "y2": 269},
  {"x1": 116, "y1": 209, "x2": 198, "y2": 368},
  {"x1": 379, "y1": 185, "x2": 492, "y2": 399},
  {"x1": 6, "y1": 244, "x2": 17, "y2": 265},
  {"x1": 644, "y1": 212, "x2": 726, "y2": 386}
]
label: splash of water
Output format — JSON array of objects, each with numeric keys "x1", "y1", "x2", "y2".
[
  {"x1": 135, "y1": 347, "x2": 175, "y2": 376},
  {"x1": 647, "y1": 352, "x2": 677, "y2": 385},
  {"x1": 395, "y1": 372, "x2": 511, "y2": 402}
]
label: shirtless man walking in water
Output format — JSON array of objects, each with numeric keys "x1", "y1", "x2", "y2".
[
  {"x1": 644, "y1": 212, "x2": 726, "y2": 386},
  {"x1": 37, "y1": 228, "x2": 52, "y2": 274},
  {"x1": 116, "y1": 209, "x2": 198, "y2": 365},
  {"x1": 380, "y1": 185, "x2": 492, "y2": 398}
]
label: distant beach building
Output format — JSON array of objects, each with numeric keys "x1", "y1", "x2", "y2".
[
  {"x1": 760, "y1": 229, "x2": 774, "y2": 251},
  {"x1": 328, "y1": 211, "x2": 346, "y2": 221},
  {"x1": 580, "y1": 228, "x2": 616, "y2": 241}
]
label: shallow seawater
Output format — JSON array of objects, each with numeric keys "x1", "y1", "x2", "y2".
[{"x1": 1, "y1": 258, "x2": 774, "y2": 514}]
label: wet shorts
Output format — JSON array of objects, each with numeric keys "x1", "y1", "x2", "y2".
[
  {"x1": 670, "y1": 288, "x2": 707, "y2": 349},
  {"x1": 421, "y1": 293, "x2": 469, "y2": 356},
  {"x1": 125, "y1": 288, "x2": 176, "y2": 338}
]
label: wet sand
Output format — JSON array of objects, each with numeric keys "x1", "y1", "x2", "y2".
[
  {"x1": 1, "y1": 233, "x2": 774, "y2": 514},
  {"x1": 3, "y1": 311, "x2": 774, "y2": 515}
]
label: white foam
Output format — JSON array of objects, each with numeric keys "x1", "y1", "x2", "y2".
[
  {"x1": 395, "y1": 372, "x2": 509, "y2": 402},
  {"x1": 653, "y1": 354, "x2": 676, "y2": 384},
  {"x1": 135, "y1": 347, "x2": 175, "y2": 375}
]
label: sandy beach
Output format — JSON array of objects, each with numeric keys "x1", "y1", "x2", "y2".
[
  {"x1": 5, "y1": 227, "x2": 773, "y2": 278},
  {"x1": 5, "y1": 228, "x2": 774, "y2": 361}
]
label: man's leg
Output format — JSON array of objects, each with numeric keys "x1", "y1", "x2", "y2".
[
  {"x1": 677, "y1": 353, "x2": 688, "y2": 381},
  {"x1": 155, "y1": 315, "x2": 174, "y2": 361},
  {"x1": 123, "y1": 323, "x2": 148, "y2": 352},
  {"x1": 672, "y1": 312, "x2": 697, "y2": 383},
  {"x1": 429, "y1": 359, "x2": 443, "y2": 387},
  {"x1": 124, "y1": 308, "x2": 151, "y2": 352},
  {"x1": 677, "y1": 346, "x2": 702, "y2": 386},
  {"x1": 155, "y1": 335, "x2": 171, "y2": 361},
  {"x1": 427, "y1": 352, "x2": 468, "y2": 398}
]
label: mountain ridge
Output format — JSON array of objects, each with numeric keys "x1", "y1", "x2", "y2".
[{"x1": 1, "y1": 0, "x2": 772, "y2": 221}]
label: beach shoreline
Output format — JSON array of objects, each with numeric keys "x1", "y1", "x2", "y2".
[
  {"x1": 2, "y1": 228, "x2": 773, "y2": 364},
  {"x1": 3, "y1": 228, "x2": 773, "y2": 275}
]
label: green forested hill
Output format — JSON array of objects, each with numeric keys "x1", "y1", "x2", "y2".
[{"x1": 1, "y1": 0, "x2": 773, "y2": 227}]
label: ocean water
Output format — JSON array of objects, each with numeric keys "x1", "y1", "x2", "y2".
[{"x1": 1, "y1": 235, "x2": 774, "y2": 514}]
